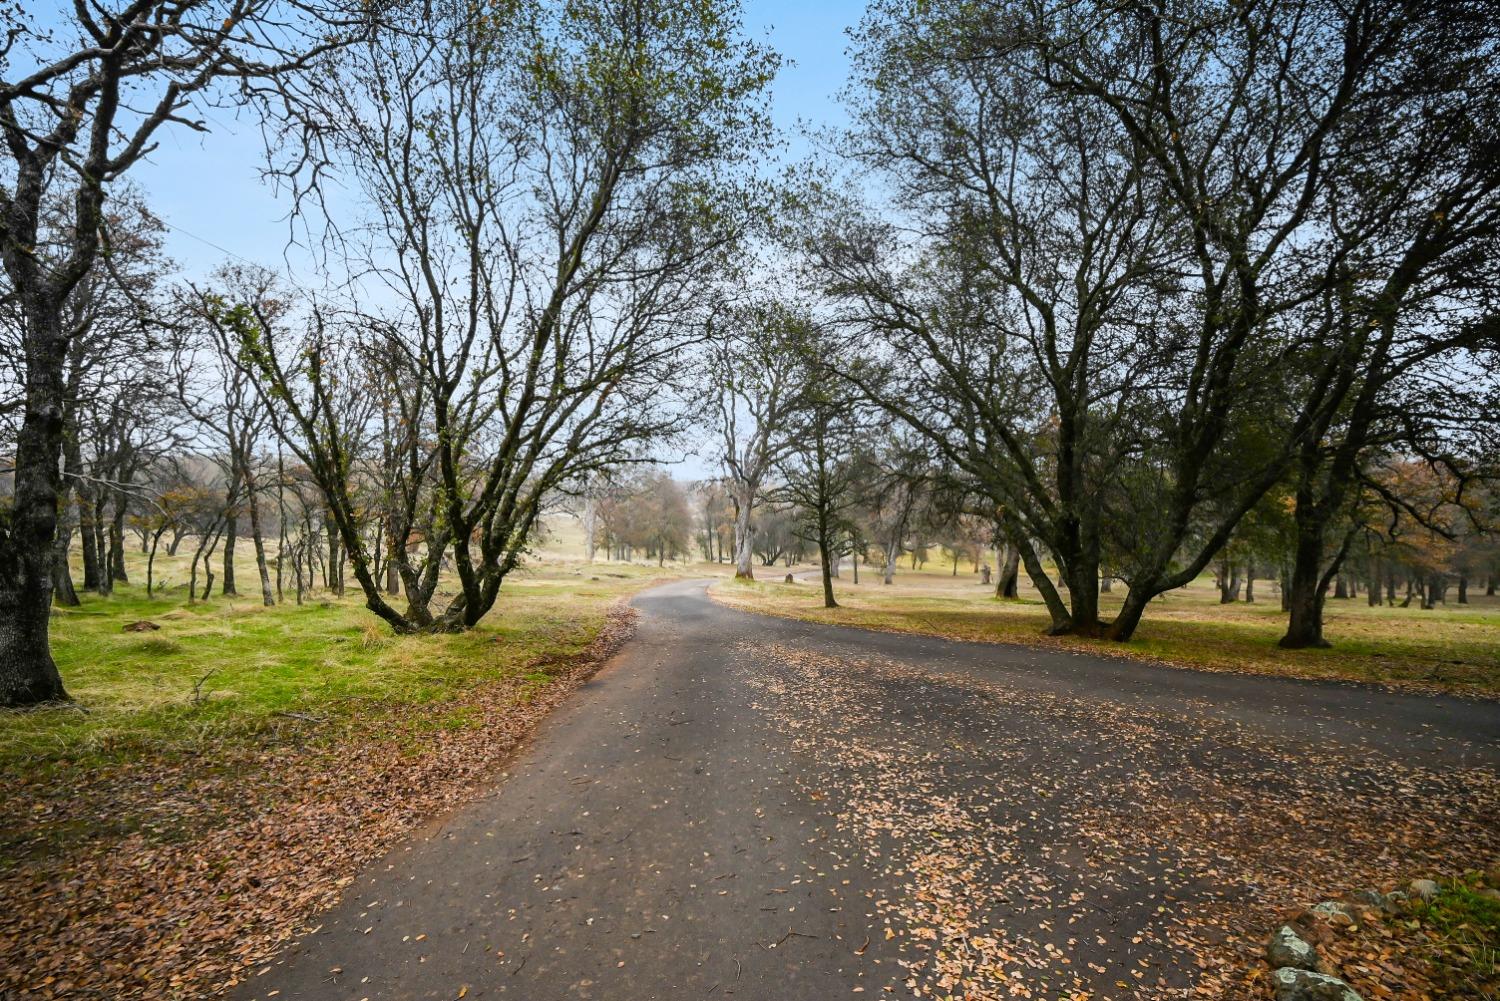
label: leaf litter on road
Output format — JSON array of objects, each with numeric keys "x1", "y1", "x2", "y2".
[{"x1": 737, "y1": 641, "x2": 1499, "y2": 1000}]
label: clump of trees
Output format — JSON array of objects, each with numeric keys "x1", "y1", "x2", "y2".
[{"x1": 799, "y1": 0, "x2": 1500, "y2": 644}]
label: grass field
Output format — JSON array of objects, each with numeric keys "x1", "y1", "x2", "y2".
[
  {"x1": 711, "y1": 561, "x2": 1500, "y2": 696},
  {"x1": 6, "y1": 537, "x2": 705, "y2": 773}
]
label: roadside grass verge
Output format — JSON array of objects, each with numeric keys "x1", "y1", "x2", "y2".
[
  {"x1": 0, "y1": 548, "x2": 705, "y2": 1000},
  {"x1": 710, "y1": 570, "x2": 1500, "y2": 696},
  {"x1": 1408, "y1": 873, "x2": 1500, "y2": 997}
]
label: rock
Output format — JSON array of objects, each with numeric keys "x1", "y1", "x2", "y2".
[
  {"x1": 1309, "y1": 901, "x2": 1355, "y2": 926},
  {"x1": 1267, "y1": 925, "x2": 1320, "y2": 971},
  {"x1": 1350, "y1": 889, "x2": 1399, "y2": 914},
  {"x1": 784, "y1": 573, "x2": 795, "y2": 584},
  {"x1": 1271, "y1": 968, "x2": 1364, "y2": 1001},
  {"x1": 1409, "y1": 878, "x2": 1440, "y2": 900},
  {"x1": 123, "y1": 620, "x2": 161, "y2": 632}
]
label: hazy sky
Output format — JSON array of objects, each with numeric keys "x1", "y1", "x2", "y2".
[{"x1": 133, "y1": 0, "x2": 865, "y2": 280}]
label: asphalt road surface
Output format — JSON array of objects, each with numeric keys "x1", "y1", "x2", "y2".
[{"x1": 233, "y1": 579, "x2": 1500, "y2": 1001}]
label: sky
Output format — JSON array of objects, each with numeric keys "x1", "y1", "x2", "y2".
[{"x1": 134, "y1": 0, "x2": 867, "y2": 281}]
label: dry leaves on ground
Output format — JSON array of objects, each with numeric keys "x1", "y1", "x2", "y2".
[{"x1": 0, "y1": 605, "x2": 637, "y2": 1001}]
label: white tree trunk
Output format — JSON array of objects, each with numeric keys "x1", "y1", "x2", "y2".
[
  {"x1": 583, "y1": 493, "x2": 598, "y2": 562},
  {"x1": 732, "y1": 482, "x2": 756, "y2": 579}
]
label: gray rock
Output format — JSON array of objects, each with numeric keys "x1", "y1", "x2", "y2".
[
  {"x1": 1271, "y1": 967, "x2": 1364, "y2": 1001},
  {"x1": 1310, "y1": 900, "x2": 1353, "y2": 922},
  {"x1": 1409, "y1": 878, "x2": 1440, "y2": 900},
  {"x1": 1267, "y1": 925, "x2": 1320, "y2": 971},
  {"x1": 1350, "y1": 889, "x2": 1398, "y2": 914}
]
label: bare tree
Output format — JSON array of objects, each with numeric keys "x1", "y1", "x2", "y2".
[
  {"x1": 711, "y1": 301, "x2": 813, "y2": 579},
  {"x1": 232, "y1": 0, "x2": 777, "y2": 632}
]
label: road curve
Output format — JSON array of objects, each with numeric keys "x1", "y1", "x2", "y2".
[{"x1": 232, "y1": 579, "x2": 1500, "y2": 1001}]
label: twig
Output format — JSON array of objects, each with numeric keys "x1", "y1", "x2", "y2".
[
  {"x1": 191, "y1": 669, "x2": 219, "y2": 705},
  {"x1": 274, "y1": 710, "x2": 328, "y2": 723}
]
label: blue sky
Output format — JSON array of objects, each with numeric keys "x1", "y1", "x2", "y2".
[{"x1": 136, "y1": 0, "x2": 866, "y2": 278}]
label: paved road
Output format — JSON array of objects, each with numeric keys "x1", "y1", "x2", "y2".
[{"x1": 234, "y1": 580, "x2": 1500, "y2": 1001}]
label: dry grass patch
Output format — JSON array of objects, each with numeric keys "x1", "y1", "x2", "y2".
[{"x1": 712, "y1": 566, "x2": 1500, "y2": 696}]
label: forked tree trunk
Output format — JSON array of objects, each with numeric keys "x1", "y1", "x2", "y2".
[
  {"x1": 145, "y1": 525, "x2": 170, "y2": 598},
  {"x1": 52, "y1": 526, "x2": 80, "y2": 607}
]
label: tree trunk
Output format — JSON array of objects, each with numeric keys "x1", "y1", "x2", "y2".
[
  {"x1": 1013, "y1": 533, "x2": 1071, "y2": 633},
  {"x1": 77, "y1": 482, "x2": 100, "y2": 591},
  {"x1": 1219, "y1": 561, "x2": 1242, "y2": 603},
  {"x1": 1333, "y1": 575, "x2": 1348, "y2": 600},
  {"x1": 882, "y1": 537, "x2": 899, "y2": 584},
  {"x1": 0, "y1": 302, "x2": 71, "y2": 706},
  {"x1": 221, "y1": 508, "x2": 239, "y2": 596},
  {"x1": 1104, "y1": 586, "x2": 1152, "y2": 641},
  {"x1": 1457, "y1": 575, "x2": 1468, "y2": 604},
  {"x1": 109, "y1": 504, "x2": 128, "y2": 583},
  {"x1": 817, "y1": 516, "x2": 838, "y2": 609},
  {"x1": 386, "y1": 551, "x2": 400, "y2": 595},
  {"x1": 996, "y1": 543, "x2": 1020, "y2": 599},
  {"x1": 583, "y1": 494, "x2": 598, "y2": 563},
  {"x1": 247, "y1": 491, "x2": 275, "y2": 607},
  {"x1": 146, "y1": 527, "x2": 168, "y2": 599},
  {"x1": 52, "y1": 526, "x2": 80, "y2": 607},
  {"x1": 732, "y1": 485, "x2": 756, "y2": 580},
  {"x1": 1244, "y1": 563, "x2": 1255, "y2": 603},
  {"x1": 1280, "y1": 522, "x2": 1335, "y2": 648}
]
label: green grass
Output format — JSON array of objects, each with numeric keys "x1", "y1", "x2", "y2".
[
  {"x1": 1408, "y1": 872, "x2": 1500, "y2": 996},
  {"x1": 711, "y1": 566, "x2": 1500, "y2": 695},
  {"x1": 2, "y1": 538, "x2": 714, "y2": 776}
]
